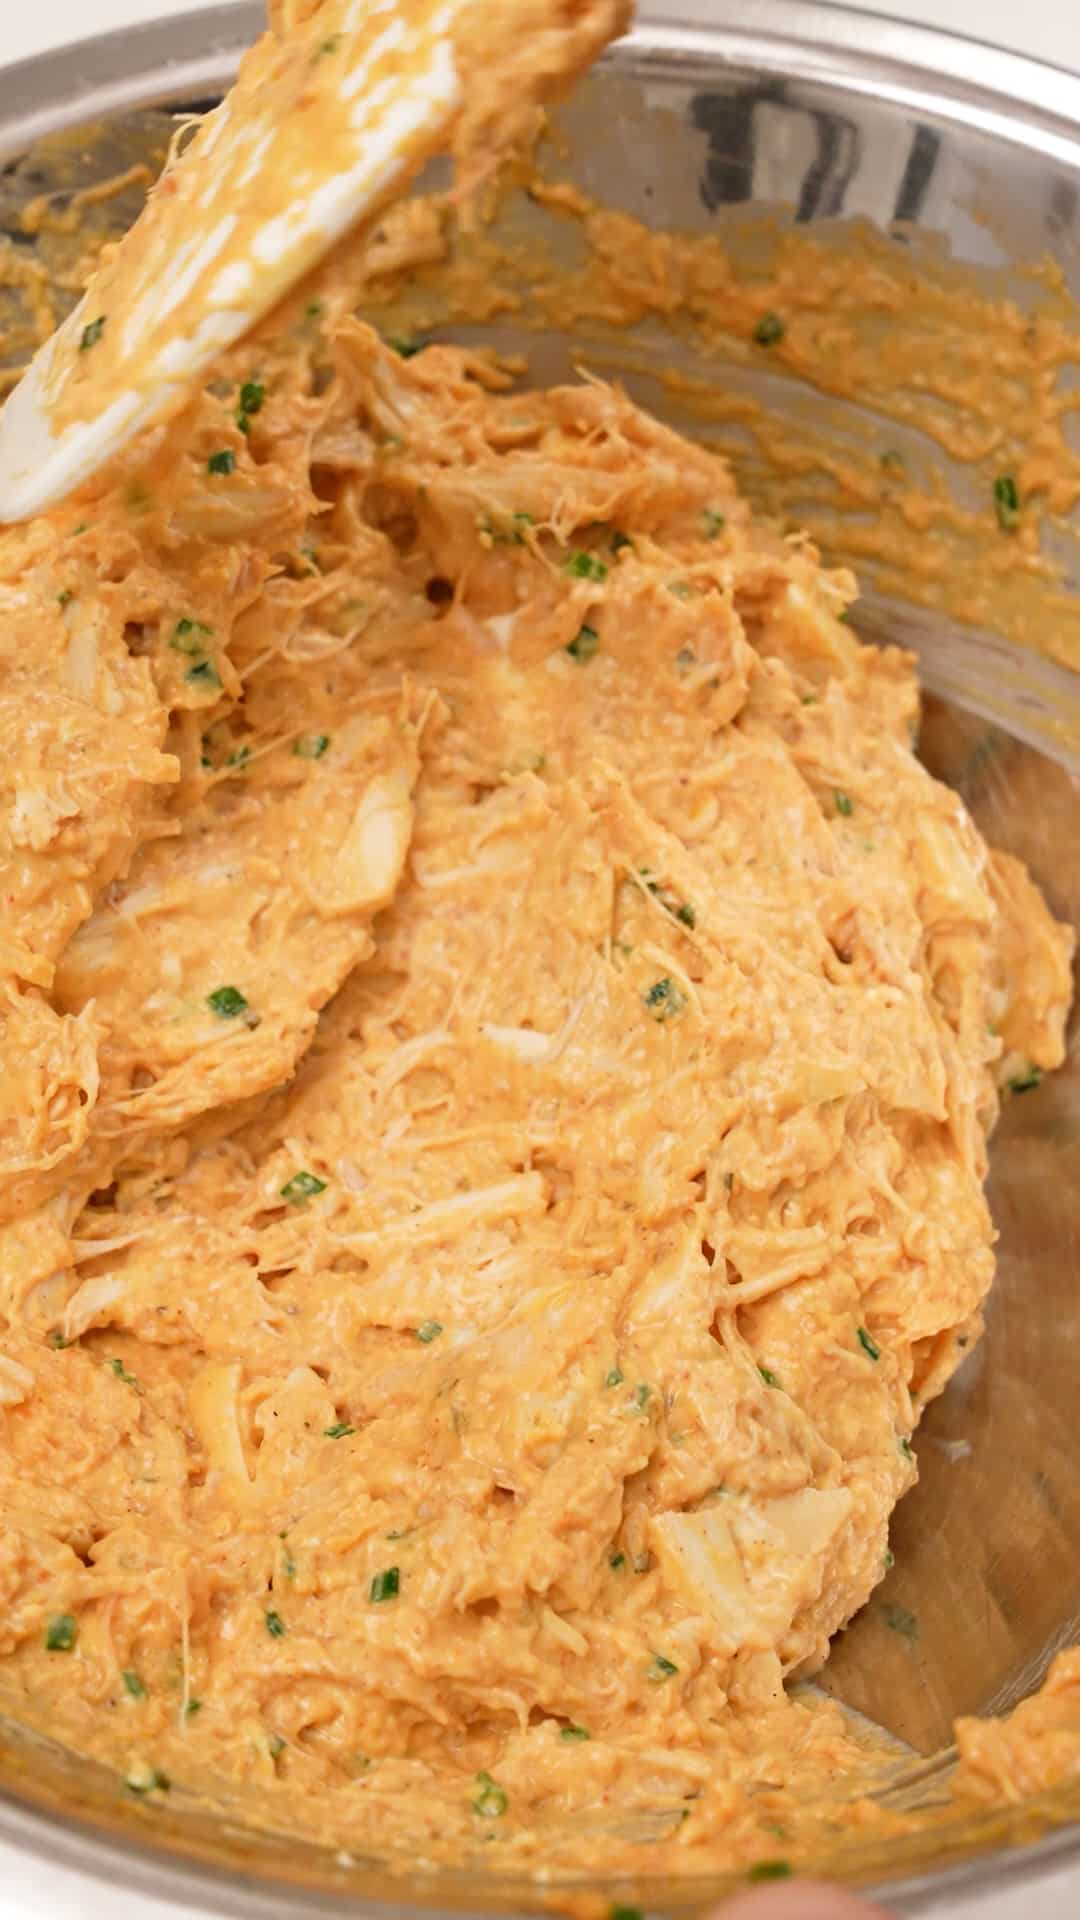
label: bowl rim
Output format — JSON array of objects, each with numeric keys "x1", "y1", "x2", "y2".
[{"x1": 0, "y1": 2, "x2": 1079, "y2": 1913}]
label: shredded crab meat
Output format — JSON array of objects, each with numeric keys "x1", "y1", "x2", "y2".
[{"x1": 0, "y1": 236, "x2": 1071, "y2": 1878}]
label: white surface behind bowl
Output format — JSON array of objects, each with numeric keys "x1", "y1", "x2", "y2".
[
  {"x1": 0, "y1": 2, "x2": 1078, "y2": 1916},
  {"x1": 6, "y1": 0, "x2": 1080, "y2": 72}
]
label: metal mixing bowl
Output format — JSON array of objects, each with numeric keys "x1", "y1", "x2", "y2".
[{"x1": 0, "y1": 3, "x2": 1078, "y2": 1912}]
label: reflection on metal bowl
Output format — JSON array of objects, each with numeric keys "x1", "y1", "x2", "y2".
[{"x1": 0, "y1": 2, "x2": 1078, "y2": 1913}]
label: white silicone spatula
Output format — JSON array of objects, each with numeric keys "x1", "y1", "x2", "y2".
[{"x1": 0, "y1": 0, "x2": 623, "y2": 524}]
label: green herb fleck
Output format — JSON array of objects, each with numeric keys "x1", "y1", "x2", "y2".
[
  {"x1": 857, "y1": 1326, "x2": 881, "y2": 1362},
  {"x1": 318, "y1": 32, "x2": 341, "y2": 54},
  {"x1": 749, "y1": 1860, "x2": 792, "y2": 1882},
  {"x1": 566, "y1": 622, "x2": 600, "y2": 662},
  {"x1": 610, "y1": 1907, "x2": 643, "y2": 1920},
  {"x1": 472, "y1": 1771, "x2": 508, "y2": 1818},
  {"x1": 45, "y1": 1614, "x2": 77, "y2": 1653},
  {"x1": 324, "y1": 1422, "x2": 355, "y2": 1439},
  {"x1": 883, "y1": 1548, "x2": 895, "y2": 1571},
  {"x1": 370, "y1": 1566, "x2": 400, "y2": 1603},
  {"x1": 560, "y1": 1724, "x2": 590, "y2": 1742},
  {"x1": 171, "y1": 617, "x2": 213, "y2": 653},
  {"x1": 993, "y1": 474, "x2": 1021, "y2": 531},
  {"x1": 207, "y1": 449, "x2": 236, "y2": 476},
  {"x1": 643, "y1": 977, "x2": 687, "y2": 1022},
  {"x1": 605, "y1": 1367, "x2": 624, "y2": 1388},
  {"x1": 703, "y1": 507, "x2": 726, "y2": 539},
  {"x1": 753, "y1": 312, "x2": 784, "y2": 347},
  {"x1": 758, "y1": 1365, "x2": 780, "y2": 1389},
  {"x1": 305, "y1": 301, "x2": 323, "y2": 320},
  {"x1": 79, "y1": 316, "x2": 106, "y2": 352},
  {"x1": 880, "y1": 449, "x2": 906, "y2": 473},
  {"x1": 207, "y1": 985, "x2": 248, "y2": 1019},
  {"x1": 294, "y1": 731, "x2": 330, "y2": 760},
  {"x1": 57, "y1": 589, "x2": 73, "y2": 608},
  {"x1": 126, "y1": 1765, "x2": 169, "y2": 1795},
  {"x1": 186, "y1": 659, "x2": 221, "y2": 688},
  {"x1": 265, "y1": 1610, "x2": 286, "y2": 1639},
  {"x1": 389, "y1": 335, "x2": 424, "y2": 358},
  {"x1": 185, "y1": 1698, "x2": 202, "y2": 1718},
  {"x1": 239, "y1": 379, "x2": 265, "y2": 417},
  {"x1": 280, "y1": 1170, "x2": 326, "y2": 1203},
  {"x1": 564, "y1": 550, "x2": 608, "y2": 582},
  {"x1": 609, "y1": 1552, "x2": 626, "y2": 1570},
  {"x1": 1007, "y1": 1063, "x2": 1042, "y2": 1094},
  {"x1": 883, "y1": 1603, "x2": 919, "y2": 1642},
  {"x1": 417, "y1": 1320, "x2": 443, "y2": 1343},
  {"x1": 47, "y1": 1330, "x2": 70, "y2": 1350},
  {"x1": 109, "y1": 1356, "x2": 138, "y2": 1388},
  {"x1": 610, "y1": 530, "x2": 632, "y2": 553},
  {"x1": 122, "y1": 1670, "x2": 146, "y2": 1699},
  {"x1": 269, "y1": 1734, "x2": 287, "y2": 1757},
  {"x1": 649, "y1": 1653, "x2": 679, "y2": 1682},
  {"x1": 667, "y1": 580, "x2": 692, "y2": 599},
  {"x1": 631, "y1": 1383, "x2": 652, "y2": 1410},
  {"x1": 282, "y1": 1543, "x2": 297, "y2": 1580},
  {"x1": 899, "y1": 1436, "x2": 915, "y2": 1462},
  {"x1": 834, "y1": 790, "x2": 854, "y2": 817}
]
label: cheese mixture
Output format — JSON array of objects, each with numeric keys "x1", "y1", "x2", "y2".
[{"x1": 0, "y1": 256, "x2": 1075, "y2": 1874}]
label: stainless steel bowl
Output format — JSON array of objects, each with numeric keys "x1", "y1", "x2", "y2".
[{"x1": 0, "y1": 4, "x2": 1078, "y2": 1913}]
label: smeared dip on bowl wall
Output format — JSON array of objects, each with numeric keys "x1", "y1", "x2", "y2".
[{"x1": 0, "y1": 0, "x2": 1078, "y2": 1891}]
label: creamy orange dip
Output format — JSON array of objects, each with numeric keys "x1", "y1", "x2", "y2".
[{"x1": 0, "y1": 248, "x2": 1075, "y2": 1875}]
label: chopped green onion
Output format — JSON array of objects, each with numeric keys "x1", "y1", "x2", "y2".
[
  {"x1": 46, "y1": 1330, "x2": 69, "y2": 1349},
  {"x1": 280, "y1": 1170, "x2": 326, "y2": 1203},
  {"x1": 185, "y1": 1698, "x2": 202, "y2": 1718},
  {"x1": 561, "y1": 1725, "x2": 590, "y2": 1742},
  {"x1": 609, "y1": 1552, "x2": 626, "y2": 1570},
  {"x1": 1007, "y1": 1063, "x2": 1042, "y2": 1094},
  {"x1": 643, "y1": 977, "x2": 687, "y2": 1021},
  {"x1": 758, "y1": 1365, "x2": 780, "y2": 1388},
  {"x1": 108, "y1": 1356, "x2": 138, "y2": 1387},
  {"x1": 389, "y1": 335, "x2": 424, "y2": 358},
  {"x1": 239, "y1": 379, "x2": 265, "y2": 417},
  {"x1": 834, "y1": 790, "x2": 854, "y2": 816},
  {"x1": 649, "y1": 1653, "x2": 678, "y2": 1682},
  {"x1": 993, "y1": 474, "x2": 1021, "y2": 531},
  {"x1": 753, "y1": 312, "x2": 784, "y2": 347},
  {"x1": 883, "y1": 1603, "x2": 919, "y2": 1641},
  {"x1": 605, "y1": 1368, "x2": 624, "y2": 1388},
  {"x1": 265, "y1": 1610, "x2": 286, "y2": 1638},
  {"x1": 294, "y1": 732, "x2": 331, "y2": 760},
  {"x1": 564, "y1": 550, "x2": 608, "y2": 582},
  {"x1": 857, "y1": 1326, "x2": 881, "y2": 1362},
  {"x1": 126, "y1": 1764, "x2": 169, "y2": 1794},
  {"x1": 472, "y1": 1771, "x2": 508, "y2": 1818},
  {"x1": 324, "y1": 1422, "x2": 355, "y2": 1439},
  {"x1": 79, "y1": 316, "x2": 106, "y2": 352},
  {"x1": 417, "y1": 1320, "x2": 443, "y2": 1343},
  {"x1": 749, "y1": 1861, "x2": 792, "y2": 1882},
  {"x1": 899, "y1": 1436, "x2": 915, "y2": 1461},
  {"x1": 703, "y1": 507, "x2": 726, "y2": 538},
  {"x1": 631, "y1": 1383, "x2": 651, "y2": 1410},
  {"x1": 207, "y1": 985, "x2": 248, "y2": 1019},
  {"x1": 566, "y1": 623, "x2": 600, "y2": 662},
  {"x1": 122, "y1": 1670, "x2": 146, "y2": 1699},
  {"x1": 610, "y1": 1907, "x2": 644, "y2": 1920},
  {"x1": 207, "y1": 449, "x2": 236, "y2": 476},
  {"x1": 45, "y1": 1614, "x2": 77, "y2": 1652},
  {"x1": 282, "y1": 1542, "x2": 297, "y2": 1580},
  {"x1": 370, "y1": 1567, "x2": 400, "y2": 1603}
]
